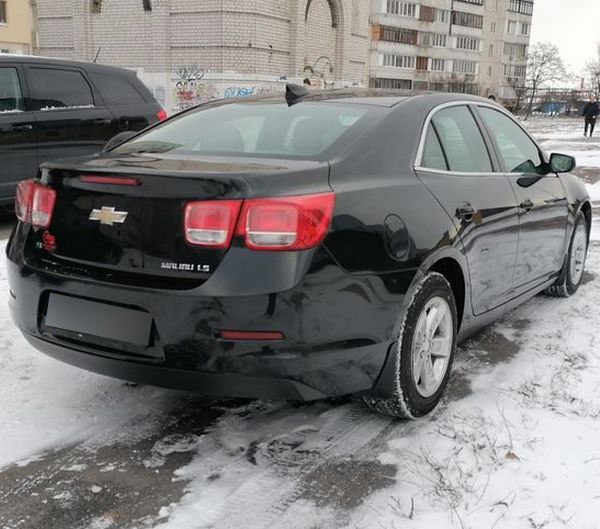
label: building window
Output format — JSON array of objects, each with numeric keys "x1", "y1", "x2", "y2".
[
  {"x1": 382, "y1": 54, "x2": 416, "y2": 69},
  {"x1": 416, "y1": 56, "x2": 429, "y2": 71},
  {"x1": 456, "y1": 36, "x2": 480, "y2": 51},
  {"x1": 386, "y1": 1, "x2": 417, "y2": 17},
  {"x1": 420, "y1": 32, "x2": 447, "y2": 47},
  {"x1": 0, "y1": 1, "x2": 7, "y2": 23},
  {"x1": 508, "y1": 0, "x2": 534, "y2": 15},
  {"x1": 419, "y1": 5, "x2": 434, "y2": 22},
  {"x1": 504, "y1": 64, "x2": 527, "y2": 77},
  {"x1": 431, "y1": 58, "x2": 445, "y2": 71},
  {"x1": 91, "y1": 0, "x2": 102, "y2": 14},
  {"x1": 520, "y1": 22, "x2": 529, "y2": 35},
  {"x1": 380, "y1": 26, "x2": 418, "y2": 45},
  {"x1": 452, "y1": 59, "x2": 478, "y2": 74},
  {"x1": 434, "y1": 8, "x2": 449, "y2": 23},
  {"x1": 507, "y1": 20, "x2": 517, "y2": 34},
  {"x1": 451, "y1": 11, "x2": 484, "y2": 29},
  {"x1": 504, "y1": 42, "x2": 528, "y2": 58},
  {"x1": 491, "y1": 21, "x2": 496, "y2": 33},
  {"x1": 413, "y1": 81, "x2": 429, "y2": 90},
  {"x1": 142, "y1": 0, "x2": 152, "y2": 11},
  {"x1": 489, "y1": 43, "x2": 494, "y2": 57},
  {"x1": 455, "y1": 0, "x2": 484, "y2": 5},
  {"x1": 370, "y1": 78, "x2": 412, "y2": 90},
  {"x1": 488, "y1": 65, "x2": 493, "y2": 76}
]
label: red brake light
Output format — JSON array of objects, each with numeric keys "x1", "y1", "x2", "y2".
[
  {"x1": 157, "y1": 109, "x2": 168, "y2": 121},
  {"x1": 79, "y1": 175, "x2": 140, "y2": 186},
  {"x1": 15, "y1": 179, "x2": 35, "y2": 223},
  {"x1": 184, "y1": 200, "x2": 242, "y2": 248},
  {"x1": 238, "y1": 193, "x2": 335, "y2": 250},
  {"x1": 15, "y1": 180, "x2": 56, "y2": 228},
  {"x1": 31, "y1": 184, "x2": 56, "y2": 228}
]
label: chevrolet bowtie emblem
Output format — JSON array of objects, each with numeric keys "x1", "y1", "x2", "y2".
[{"x1": 89, "y1": 207, "x2": 129, "y2": 226}]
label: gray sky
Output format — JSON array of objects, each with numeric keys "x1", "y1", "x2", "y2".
[{"x1": 530, "y1": 0, "x2": 600, "y2": 77}]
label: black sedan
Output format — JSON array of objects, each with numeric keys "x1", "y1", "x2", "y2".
[{"x1": 6, "y1": 87, "x2": 591, "y2": 418}]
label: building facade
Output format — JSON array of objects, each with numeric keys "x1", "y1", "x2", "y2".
[
  {"x1": 369, "y1": 0, "x2": 533, "y2": 99},
  {"x1": 34, "y1": 0, "x2": 370, "y2": 111},
  {"x1": 0, "y1": 0, "x2": 35, "y2": 54}
]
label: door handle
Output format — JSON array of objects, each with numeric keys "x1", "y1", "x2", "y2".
[
  {"x1": 11, "y1": 123, "x2": 33, "y2": 132},
  {"x1": 456, "y1": 203, "x2": 477, "y2": 222},
  {"x1": 520, "y1": 199, "x2": 534, "y2": 213}
]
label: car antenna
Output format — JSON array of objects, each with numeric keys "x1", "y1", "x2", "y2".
[{"x1": 285, "y1": 84, "x2": 309, "y2": 106}]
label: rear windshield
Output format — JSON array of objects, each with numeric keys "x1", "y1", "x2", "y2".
[{"x1": 114, "y1": 102, "x2": 370, "y2": 158}]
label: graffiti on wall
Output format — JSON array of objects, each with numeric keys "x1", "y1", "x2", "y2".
[
  {"x1": 172, "y1": 65, "x2": 286, "y2": 111},
  {"x1": 173, "y1": 66, "x2": 217, "y2": 111}
]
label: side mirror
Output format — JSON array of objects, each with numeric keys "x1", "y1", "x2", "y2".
[
  {"x1": 549, "y1": 153, "x2": 576, "y2": 174},
  {"x1": 103, "y1": 131, "x2": 138, "y2": 152}
]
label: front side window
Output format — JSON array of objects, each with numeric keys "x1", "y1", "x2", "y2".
[
  {"x1": 28, "y1": 68, "x2": 95, "y2": 111},
  {"x1": 478, "y1": 106, "x2": 544, "y2": 174},
  {"x1": 115, "y1": 102, "x2": 370, "y2": 158},
  {"x1": 0, "y1": 67, "x2": 23, "y2": 112},
  {"x1": 431, "y1": 106, "x2": 492, "y2": 172}
]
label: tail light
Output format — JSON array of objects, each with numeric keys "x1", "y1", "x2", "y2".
[
  {"x1": 239, "y1": 193, "x2": 335, "y2": 250},
  {"x1": 15, "y1": 180, "x2": 56, "y2": 228},
  {"x1": 183, "y1": 193, "x2": 335, "y2": 251},
  {"x1": 184, "y1": 200, "x2": 242, "y2": 248},
  {"x1": 157, "y1": 109, "x2": 168, "y2": 121},
  {"x1": 15, "y1": 180, "x2": 35, "y2": 223}
]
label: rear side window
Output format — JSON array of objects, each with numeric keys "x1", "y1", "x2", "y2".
[
  {"x1": 91, "y1": 73, "x2": 146, "y2": 106},
  {"x1": 28, "y1": 68, "x2": 95, "y2": 111},
  {"x1": 478, "y1": 106, "x2": 544, "y2": 174},
  {"x1": 421, "y1": 125, "x2": 448, "y2": 170},
  {"x1": 0, "y1": 67, "x2": 24, "y2": 112},
  {"x1": 431, "y1": 106, "x2": 492, "y2": 172},
  {"x1": 115, "y1": 102, "x2": 370, "y2": 158}
]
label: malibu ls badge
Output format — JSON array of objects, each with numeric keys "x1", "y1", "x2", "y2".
[{"x1": 89, "y1": 206, "x2": 129, "y2": 226}]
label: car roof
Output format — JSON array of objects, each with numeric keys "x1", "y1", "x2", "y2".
[
  {"x1": 0, "y1": 54, "x2": 136, "y2": 76},
  {"x1": 231, "y1": 88, "x2": 499, "y2": 109}
]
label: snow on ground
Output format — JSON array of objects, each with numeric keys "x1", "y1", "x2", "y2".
[{"x1": 0, "y1": 117, "x2": 599, "y2": 529}]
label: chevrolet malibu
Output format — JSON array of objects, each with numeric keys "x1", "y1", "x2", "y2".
[{"x1": 6, "y1": 88, "x2": 591, "y2": 418}]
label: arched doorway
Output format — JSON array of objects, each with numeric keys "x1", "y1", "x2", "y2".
[{"x1": 304, "y1": 0, "x2": 341, "y2": 82}]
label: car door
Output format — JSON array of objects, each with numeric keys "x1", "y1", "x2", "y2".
[
  {"x1": 0, "y1": 64, "x2": 37, "y2": 202},
  {"x1": 415, "y1": 104, "x2": 520, "y2": 315},
  {"x1": 24, "y1": 65, "x2": 116, "y2": 164},
  {"x1": 476, "y1": 105, "x2": 568, "y2": 289}
]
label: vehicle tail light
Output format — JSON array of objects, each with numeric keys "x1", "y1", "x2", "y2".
[
  {"x1": 80, "y1": 175, "x2": 140, "y2": 186},
  {"x1": 157, "y1": 109, "x2": 168, "y2": 121},
  {"x1": 31, "y1": 184, "x2": 56, "y2": 228},
  {"x1": 184, "y1": 200, "x2": 242, "y2": 248},
  {"x1": 237, "y1": 193, "x2": 335, "y2": 250},
  {"x1": 15, "y1": 180, "x2": 56, "y2": 228},
  {"x1": 15, "y1": 179, "x2": 35, "y2": 223},
  {"x1": 219, "y1": 330, "x2": 285, "y2": 341}
]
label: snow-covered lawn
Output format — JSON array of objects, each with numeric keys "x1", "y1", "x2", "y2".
[{"x1": 0, "y1": 117, "x2": 599, "y2": 529}]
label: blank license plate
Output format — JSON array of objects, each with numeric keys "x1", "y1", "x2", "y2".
[{"x1": 45, "y1": 293, "x2": 152, "y2": 346}]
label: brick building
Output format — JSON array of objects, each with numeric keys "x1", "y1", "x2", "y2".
[
  {"x1": 370, "y1": 0, "x2": 533, "y2": 100},
  {"x1": 33, "y1": 0, "x2": 370, "y2": 111}
]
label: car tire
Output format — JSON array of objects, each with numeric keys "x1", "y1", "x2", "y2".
[
  {"x1": 545, "y1": 212, "x2": 589, "y2": 298},
  {"x1": 361, "y1": 272, "x2": 457, "y2": 419}
]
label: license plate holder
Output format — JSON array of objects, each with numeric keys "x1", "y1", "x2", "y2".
[{"x1": 44, "y1": 293, "x2": 153, "y2": 346}]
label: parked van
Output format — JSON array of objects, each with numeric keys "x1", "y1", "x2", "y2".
[{"x1": 0, "y1": 55, "x2": 166, "y2": 206}]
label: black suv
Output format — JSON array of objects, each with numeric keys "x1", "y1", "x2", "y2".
[{"x1": 0, "y1": 55, "x2": 165, "y2": 206}]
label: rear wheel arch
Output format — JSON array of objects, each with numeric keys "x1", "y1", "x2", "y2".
[
  {"x1": 428, "y1": 257, "x2": 465, "y2": 331},
  {"x1": 580, "y1": 201, "x2": 592, "y2": 238}
]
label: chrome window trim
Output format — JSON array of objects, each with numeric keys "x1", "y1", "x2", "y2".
[{"x1": 414, "y1": 100, "x2": 543, "y2": 175}]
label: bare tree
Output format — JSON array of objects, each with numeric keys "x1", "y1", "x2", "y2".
[
  {"x1": 525, "y1": 43, "x2": 567, "y2": 119},
  {"x1": 506, "y1": 77, "x2": 527, "y2": 114}
]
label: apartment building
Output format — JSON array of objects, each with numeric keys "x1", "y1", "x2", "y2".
[
  {"x1": 0, "y1": 0, "x2": 35, "y2": 54},
  {"x1": 369, "y1": 0, "x2": 533, "y2": 99}
]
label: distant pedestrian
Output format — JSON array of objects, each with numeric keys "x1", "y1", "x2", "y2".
[
  {"x1": 488, "y1": 94, "x2": 496, "y2": 102},
  {"x1": 583, "y1": 98, "x2": 600, "y2": 137}
]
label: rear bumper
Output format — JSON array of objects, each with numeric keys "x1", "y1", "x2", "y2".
[
  {"x1": 7, "y1": 229, "x2": 407, "y2": 400},
  {"x1": 22, "y1": 333, "x2": 331, "y2": 401}
]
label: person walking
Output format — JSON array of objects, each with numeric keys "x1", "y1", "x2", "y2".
[{"x1": 583, "y1": 98, "x2": 600, "y2": 137}]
